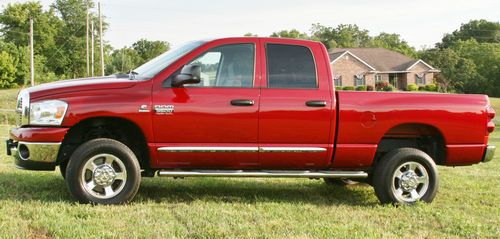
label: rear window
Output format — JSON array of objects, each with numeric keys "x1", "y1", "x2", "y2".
[{"x1": 266, "y1": 44, "x2": 317, "y2": 88}]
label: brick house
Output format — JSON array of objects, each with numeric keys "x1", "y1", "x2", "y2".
[{"x1": 329, "y1": 48, "x2": 440, "y2": 90}]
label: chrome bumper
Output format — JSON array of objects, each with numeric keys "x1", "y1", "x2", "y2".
[
  {"x1": 6, "y1": 139, "x2": 60, "y2": 170},
  {"x1": 483, "y1": 145, "x2": 495, "y2": 163}
]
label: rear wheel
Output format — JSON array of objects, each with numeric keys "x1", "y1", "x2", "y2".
[
  {"x1": 65, "y1": 138, "x2": 141, "y2": 204},
  {"x1": 373, "y1": 148, "x2": 438, "y2": 204},
  {"x1": 59, "y1": 161, "x2": 67, "y2": 179}
]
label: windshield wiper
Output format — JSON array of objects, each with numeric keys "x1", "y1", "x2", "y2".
[{"x1": 128, "y1": 70, "x2": 139, "y2": 80}]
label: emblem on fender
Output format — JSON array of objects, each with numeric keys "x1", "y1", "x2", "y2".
[
  {"x1": 138, "y1": 105, "x2": 150, "y2": 113},
  {"x1": 154, "y1": 105, "x2": 174, "y2": 114}
]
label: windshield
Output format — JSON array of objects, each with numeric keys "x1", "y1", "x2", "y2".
[{"x1": 132, "y1": 40, "x2": 206, "y2": 80}]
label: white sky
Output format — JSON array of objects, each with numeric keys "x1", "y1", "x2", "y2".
[{"x1": 1, "y1": 0, "x2": 499, "y2": 49}]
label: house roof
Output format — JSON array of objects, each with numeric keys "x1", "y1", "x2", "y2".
[{"x1": 329, "y1": 48, "x2": 437, "y2": 72}]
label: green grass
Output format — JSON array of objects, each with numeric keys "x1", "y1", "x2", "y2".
[
  {"x1": 0, "y1": 90, "x2": 499, "y2": 238},
  {"x1": 0, "y1": 88, "x2": 20, "y2": 125},
  {"x1": 0, "y1": 129, "x2": 499, "y2": 238}
]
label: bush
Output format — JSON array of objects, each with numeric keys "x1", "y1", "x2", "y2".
[
  {"x1": 407, "y1": 84, "x2": 419, "y2": 91},
  {"x1": 335, "y1": 86, "x2": 342, "y2": 91},
  {"x1": 383, "y1": 84, "x2": 396, "y2": 92},
  {"x1": 367, "y1": 85, "x2": 375, "y2": 91},
  {"x1": 342, "y1": 86, "x2": 355, "y2": 91},
  {"x1": 0, "y1": 51, "x2": 16, "y2": 88},
  {"x1": 425, "y1": 84, "x2": 437, "y2": 92},
  {"x1": 376, "y1": 81, "x2": 389, "y2": 91},
  {"x1": 418, "y1": 85, "x2": 426, "y2": 91},
  {"x1": 355, "y1": 85, "x2": 367, "y2": 91}
]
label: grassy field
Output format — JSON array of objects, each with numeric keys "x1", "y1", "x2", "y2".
[
  {"x1": 0, "y1": 90, "x2": 499, "y2": 238},
  {"x1": 0, "y1": 88, "x2": 20, "y2": 125}
]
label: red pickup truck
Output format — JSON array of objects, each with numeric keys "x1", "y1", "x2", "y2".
[{"x1": 6, "y1": 37, "x2": 496, "y2": 205}]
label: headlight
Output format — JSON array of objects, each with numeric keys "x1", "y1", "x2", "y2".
[{"x1": 29, "y1": 100, "x2": 68, "y2": 126}]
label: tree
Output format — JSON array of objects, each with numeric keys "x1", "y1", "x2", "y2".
[
  {"x1": 0, "y1": 50, "x2": 16, "y2": 88},
  {"x1": 105, "y1": 47, "x2": 141, "y2": 75},
  {"x1": 372, "y1": 32, "x2": 417, "y2": 58},
  {"x1": 450, "y1": 39, "x2": 500, "y2": 96},
  {"x1": 132, "y1": 39, "x2": 169, "y2": 65},
  {"x1": 270, "y1": 29, "x2": 309, "y2": 39},
  {"x1": 310, "y1": 23, "x2": 372, "y2": 49},
  {"x1": 420, "y1": 48, "x2": 483, "y2": 93},
  {"x1": 439, "y1": 19, "x2": 500, "y2": 48},
  {"x1": 244, "y1": 33, "x2": 258, "y2": 37}
]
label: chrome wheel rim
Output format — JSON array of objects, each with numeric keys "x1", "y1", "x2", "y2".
[
  {"x1": 391, "y1": 161, "x2": 429, "y2": 203},
  {"x1": 81, "y1": 154, "x2": 127, "y2": 199}
]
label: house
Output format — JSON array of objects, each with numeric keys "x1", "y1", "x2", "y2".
[{"x1": 329, "y1": 48, "x2": 440, "y2": 90}]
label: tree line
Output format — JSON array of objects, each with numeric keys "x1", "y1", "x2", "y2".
[{"x1": 0, "y1": 1, "x2": 499, "y2": 96}]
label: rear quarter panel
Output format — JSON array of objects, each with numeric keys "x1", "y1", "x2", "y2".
[{"x1": 334, "y1": 91, "x2": 489, "y2": 167}]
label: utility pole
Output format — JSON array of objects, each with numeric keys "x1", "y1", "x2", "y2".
[
  {"x1": 86, "y1": 5, "x2": 89, "y2": 77},
  {"x1": 99, "y1": 2, "x2": 105, "y2": 76},
  {"x1": 91, "y1": 17, "x2": 94, "y2": 77},
  {"x1": 29, "y1": 17, "x2": 35, "y2": 86}
]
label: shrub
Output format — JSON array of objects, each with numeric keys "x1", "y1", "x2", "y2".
[
  {"x1": 407, "y1": 84, "x2": 419, "y2": 91},
  {"x1": 335, "y1": 86, "x2": 342, "y2": 91},
  {"x1": 342, "y1": 86, "x2": 355, "y2": 91},
  {"x1": 383, "y1": 84, "x2": 396, "y2": 92},
  {"x1": 355, "y1": 85, "x2": 367, "y2": 91},
  {"x1": 0, "y1": 51, "x2": 16, "y2": 88},
  {"x1": 367, "y1": 85, "x2": 375, "y2": 91},
  {"x1": 425, "y1": 84, "x2": 437, "y2": 92},
  {"x1": 418, "y1": 85, "x2": 426, "y2": 91},
  {"x1": 376, "y1": 81, "x2": 389, "y2": 91}
]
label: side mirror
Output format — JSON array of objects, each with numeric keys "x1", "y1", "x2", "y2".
[{"x1": 171, "y1": 65, "x2": 201, "y2": 87}]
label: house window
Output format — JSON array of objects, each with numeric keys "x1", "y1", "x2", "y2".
[
  {"x1": 354, "y1": 74, "x2": 365, "y2": 86},
  {"x1": 415, "y1": 73, "x2": 425, "y2": 85},
  {"x1": 334, "y1": 75, "x2": 342, "y2": 87},
  {"x1": 375, "y1": 74, "x2": 383, "y2": 83}
]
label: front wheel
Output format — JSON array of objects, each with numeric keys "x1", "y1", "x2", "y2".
[
  {"x1": 373, "y1": 148, "x2": 439, "y2": 204},
  {"x1": 65, "y1": 138, "x2": 141, "y2": 204}
]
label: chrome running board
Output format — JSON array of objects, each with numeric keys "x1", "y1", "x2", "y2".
[{"x1": 157, "y1": 170, "x2": 368, "y2": 178}]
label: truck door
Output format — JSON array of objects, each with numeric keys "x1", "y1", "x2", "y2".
[
  {"x1": 258, "y1": 39, "x2": 334, "y2": 168},
  {"x1": 152, "y1": 39, "x2": 261, "y2": 168}
]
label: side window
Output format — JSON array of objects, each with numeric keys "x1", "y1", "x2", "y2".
[
  {"x1": 186, "y1": 44, "x2": 255, "y2": 88},
  {"x1": 266, "y1": 44, "x2": 317, "y2": 88}
]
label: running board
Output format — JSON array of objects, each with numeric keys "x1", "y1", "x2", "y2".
[{"x1": 157, "y1": 170, "x2": 368, "y2": 178}]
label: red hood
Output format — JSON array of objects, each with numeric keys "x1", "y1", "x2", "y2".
[{"x1": 26, "y1": 75, "x2": 137, "y2": 99}]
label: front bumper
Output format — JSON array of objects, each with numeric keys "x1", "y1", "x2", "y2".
[
  {"x1": 6, "y1": 127, "x2": 68, "y2": 170},
  {"x1": 6, "y1": 139, "x2": 60, "y2": 170},
  {"x1": 483, "y1": 145, "x2": 496, "y2": 163}
]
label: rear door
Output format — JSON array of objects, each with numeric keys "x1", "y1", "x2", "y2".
[{"x1": 258, "y1": 39, "x2": 334, "y2": 168}]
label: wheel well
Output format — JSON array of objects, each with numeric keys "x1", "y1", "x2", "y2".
[
  {"x1": 374, "y1": 123, "x2": 446, "y2": 166},
  {"x1": 57, "y1": 117, "x2": 150, "y2": 169}
]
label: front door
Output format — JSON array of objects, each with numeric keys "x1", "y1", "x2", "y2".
[
  {"x1": 152, "y1": 40, "x2": 261, "y2": 168},
  {"x1": 258, "y1": 40, "x2": 334, "y2": 168}
]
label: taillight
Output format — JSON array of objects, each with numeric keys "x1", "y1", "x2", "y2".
[{"x1": 486, "y1": 105, "x2": 495, "y2": 133}]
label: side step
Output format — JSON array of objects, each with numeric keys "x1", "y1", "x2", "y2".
[{"x1": 157, "y1": 170, "x2": 368, "y2": 178}]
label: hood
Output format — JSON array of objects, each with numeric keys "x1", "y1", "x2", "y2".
[{"x1": 26, "y1": 75, "x2": 137, "y2": 99}]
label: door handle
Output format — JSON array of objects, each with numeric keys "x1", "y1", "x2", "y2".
[
  {"x1": 305, "y1": 100, "x2": 327, "y2": 107},
  {"x1": 231, "y1": 99, "x2": 255, "y2": 106}
]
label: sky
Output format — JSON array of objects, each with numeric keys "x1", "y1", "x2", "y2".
[{"x1": 1, "y1": 0, "x2": 499, "y2": 50}]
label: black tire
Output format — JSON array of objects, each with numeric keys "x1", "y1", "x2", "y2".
[
  {"x1": 65, "y1": 138, "x2": 141, "y2": 204},
  {"x1": 59, "y1": 161, "x2": 67, "y2": 179},
  {"x1": 373, "y1": 148, "x2": 439, "y2": 204}
]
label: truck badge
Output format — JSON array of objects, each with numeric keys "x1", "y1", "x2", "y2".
[
  {"x1": 138, "y1": 105, "x2": 149, "y2": 113},
  {"x1": 154, "y1": 105, "x2": 174, "y2": 114}
]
